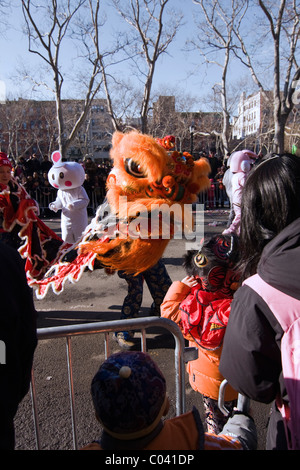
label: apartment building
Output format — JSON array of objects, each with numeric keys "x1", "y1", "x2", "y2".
[
  {"x1": 0, "y1": 98, "x2": 114, "y2": 162},
  {"x1": 232, "y1": 89, "x2": 299, "y2": 154},
  {"x1": 232, "y1": 90, "x2": 270, "y2": 139},
  {"x1": 152, "y1": 95, "x2": 221, "y2": 154}
]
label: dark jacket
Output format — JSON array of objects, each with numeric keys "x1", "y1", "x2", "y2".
[
  {"x1": 220, "y1": 217, "x2": 300, "y2": 450},
  {"x1": 0, "y1": 242, "x2": 37, "y2": 449}
]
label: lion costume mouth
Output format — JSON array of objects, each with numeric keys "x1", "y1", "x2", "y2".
[{"x1": 28, "y1": 131, "x2": 211, "y2": 298}]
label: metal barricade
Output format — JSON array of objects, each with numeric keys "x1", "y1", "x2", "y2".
[
  {"x1": 30, "y1": 316, "x2": 193, "y2": 450},
  {"x1": 28, "y1": 183, "x2": 230, "y2": 219}
]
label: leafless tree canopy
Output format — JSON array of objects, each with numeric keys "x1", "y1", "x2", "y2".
[
  {"x1": 191, "y1": 0, "x2": 300, "y2": 154},
  {"x1": 1, "y1": 1, "x2": 298, "y2": 157},
  {"x1": 110, "y1": 0, "x2": 184, "y2": 132},
  {"x1": 191, "y1": 0, "x2": 249, "y2": 153}
]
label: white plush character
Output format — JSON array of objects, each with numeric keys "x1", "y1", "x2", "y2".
[{"x1": 48, "y1": 151, "x2": 89, "y2": 244}]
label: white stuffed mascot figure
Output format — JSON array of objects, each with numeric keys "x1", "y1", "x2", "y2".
[{"x1": 48, "y1": 151, "x2": 89, "y2": 244}]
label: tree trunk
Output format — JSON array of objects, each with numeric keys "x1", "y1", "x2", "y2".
[{"x1": 273, "y1": 109, "x2": 288, "y2": 154}]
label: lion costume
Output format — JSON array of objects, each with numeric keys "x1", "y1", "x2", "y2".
[{"x1": 28, "y1": 131, "x2": 211, "y2": 298}]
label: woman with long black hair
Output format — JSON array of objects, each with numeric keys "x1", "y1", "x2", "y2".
[{"x1": 220, "y1": 153, "x2": 300, "y2": 450}]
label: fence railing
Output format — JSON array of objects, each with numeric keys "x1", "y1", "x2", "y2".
[
  {"x1": 27, "y1": 187, "x2": 103, "y2": 216},
  {"x1": 30, "y1": 316, "x2": 197, "y2": 450},
  {"x1": 28, "y1": 181, "x2": 230, "y2": 218}
]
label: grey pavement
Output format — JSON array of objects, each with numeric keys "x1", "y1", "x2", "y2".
[{"x1": 13, "y1": 209, "x2": 270, "y2": 450}]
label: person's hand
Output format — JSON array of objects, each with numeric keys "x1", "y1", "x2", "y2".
[
  {"x1": 49, "y1": 203, "x2": 58, "y2": 213},
  {"x1": 181, "y1": 276, "x2": 199, "y2": 287}
]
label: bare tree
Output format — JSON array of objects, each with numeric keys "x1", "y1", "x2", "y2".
[
  {"x1": 75, "y1": 0, "x2": 127, "y2": 132},
  {"x1": 21, "y1": 0, "x2": 106, "y2": 157},
  {"x1": 0, "y1": 98, "x2": 63, "y2": 161},
  {"x1": 191, "y1": 0, "x2": 249, "y2": 155},
  {"x1": 233, "y1": 0, "x2": 300, "y2": 153},
  {"x1": 0, "y1": 100, "x2": 25, "y2": 160},
  {"x1": 111, "y1": 0, "x2": 184, "y2": 133}
]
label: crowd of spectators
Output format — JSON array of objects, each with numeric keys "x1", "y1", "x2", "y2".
[
  {"x1": 11, "y1": 153, "x2": 112, "y2": 217},
  {"x1": 195, "y1": 148, "x2": 230, "y2": 209},
  {"x1": 81, "y1": 157, "x2": 111, "y2": 214},
  {"x1": 10, "y1": 148, "x2": 254, "y2": 215}
]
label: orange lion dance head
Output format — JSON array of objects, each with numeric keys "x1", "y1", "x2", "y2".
[{"x1": 80, "y1": 131, "x2": 211, "y2": 274}]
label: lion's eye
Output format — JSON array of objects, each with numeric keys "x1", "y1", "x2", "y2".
[{"x1": 124, "y1": 158, "x2": 146, "y2": 178}]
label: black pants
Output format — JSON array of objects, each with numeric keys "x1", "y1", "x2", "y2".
[{"x1": 117, "y1": 260, "x2": 172, "y2": 337}]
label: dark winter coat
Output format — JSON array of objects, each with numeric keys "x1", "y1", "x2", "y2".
[
  {"x1": 220, "y1": 217, "x2": 300, "y2": 450},
  {"x1": 0, "y1": 242, "x2": 37, "y2": 449}
]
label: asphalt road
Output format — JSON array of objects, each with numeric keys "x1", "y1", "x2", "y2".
[{"x1": 14, "y1": 209, "x2": 270, "y2": 451}]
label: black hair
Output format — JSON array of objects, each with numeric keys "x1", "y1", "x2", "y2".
[
  {"x1": 238, "y1": 152, "x2": 300, "y2": 281},
  {"x1": 183, "y1": 234, "x2": 239, "y2": 278}
]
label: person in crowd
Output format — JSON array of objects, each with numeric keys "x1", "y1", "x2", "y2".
[
  {"x1": 23, "y1": 174, "x2": 34, "y2": 193},
  {"x1": 41, "y1": 171, "x2": 50, "y2": 185},
  {"x1": 219, "y1": 152, "x2": 300, "y2": 450},
  {"x1": 40, "y1": 173, "x2": 55, "y2": 217},
  {"x1": 80, "y1": 351, "x2": 257, "y2": 450},
  {"x1": 0, "y1": 152, "x2": 39, "y2": 250},
  {"x1": 83, "y1": 156, "x2": 98, "y2": 184},
  {"x1": 13, "y1": 157, "x2": 26, "y2": 182},
  {"x1": 31, "y1": 153, "x2": 41, "y2": 174},
  {"x1": 83, "y1": 172, "x2": 95, "y2": 196},
  {"x1": 215, "y1": 165, "x2": 227, "y2": 208},
  {"x1": 24, "y1": 153, "x2": 41, "y2": 176},
  {"x1": 206, "y1": 178, "x2": 215, "y2": 209},
  {"x1": 207, "y1": 147, "x2": 221, "y2": 180},
  {"x1": 41, "y1": 154, "x2": 52, "y2": 174},
  {"x1": 0, "y1": 241, "x2": 37, "y2": 449},
  {"x1": 96, "y1": 164, "x2": 109, "y2": 201},
  {"x1": 83, "y1": 172, "x2": 96, "y2": 215},
  {"x1": 161, "y1": 234, "x2": 239, "y2": 433},
  {"x1": 114, "y1": 260, "x2": 172, "y2": 349},
  {"x1": 24, "y1": 154, "x2": 33, "y2": 176},
  {"x1": 32, "y1": 171, "x2": 42, "y2": 191}
]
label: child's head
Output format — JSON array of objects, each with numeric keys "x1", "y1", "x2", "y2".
[
  {"x1": 91, "y1": 351, "x2": 169, "y2": 440},
  {"x1": 183, "y1": 234, "x2": 239, "y2": 290}
]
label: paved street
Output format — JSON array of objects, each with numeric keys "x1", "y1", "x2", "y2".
[{"x1": 14, "y1": 209, "x2": 270, "y2": 450}]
